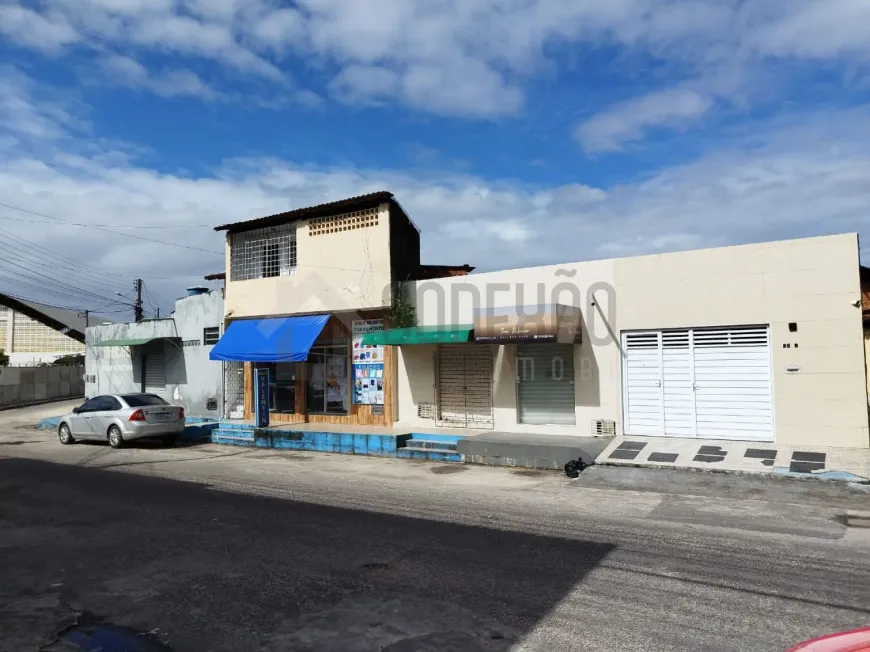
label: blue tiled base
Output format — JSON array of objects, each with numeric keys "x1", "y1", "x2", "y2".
[{"x1": 211, "y1": 425, "x2": 466, "y2": 462}]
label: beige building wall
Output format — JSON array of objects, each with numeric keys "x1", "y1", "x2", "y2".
[
  {"x1": 397, "y1": 233, "x2": 869, "y2": 449},
  {"x1": 864, "y1": 328, "x2": 870, "y2": 409},
  {"x1": 224, "y1": 203, "x2": 393, "y2": 319},
  {"x1": 399, "y1": 259, "x2": 621, "y2": 435},
  {"x1": 614, "y1": 233, "x2": 868, "y2": 449}
]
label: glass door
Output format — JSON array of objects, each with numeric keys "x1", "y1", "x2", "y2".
[{"x1": 306, "y1": 344, "x2": 349, "y2": 414}]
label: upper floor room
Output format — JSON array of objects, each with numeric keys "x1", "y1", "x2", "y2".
[{"x1": 216, "y1": 192, "x2": 469, "y2": 319}]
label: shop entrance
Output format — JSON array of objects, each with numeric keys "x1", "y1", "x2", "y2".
[
  {"x1": 516, "y1": 343, "x2": 576, "y2": 426},
  {"x1": 436, "y1": 345, "x2": 494, "y2": 429},
  {"x1": 306, "y1": 343, "x2": 350, "y2": 415}
]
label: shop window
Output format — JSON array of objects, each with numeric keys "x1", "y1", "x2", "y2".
[{"x1": 306, "y1": 343, "x2": 349, "y2": 415}]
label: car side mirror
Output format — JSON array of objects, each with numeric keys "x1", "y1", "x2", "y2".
[{"x1": 72, "y1": 407, "x2": 81, "y2": 414}]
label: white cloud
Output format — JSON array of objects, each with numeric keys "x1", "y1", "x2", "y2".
[
  {"x1": 127, "y1": 15, "x2": 283, "y2": 80},
  {"x1": 0, "y1": 67, "x2": 84, "y2": 140},
  {"x1": 5, "y1": 0, "x2": 869, "y2": 120},
  {"x1": 96, "y1": 55, "x2": 220, "y2": 99},
  {"x1": 575, "y1": 88, "x2": 713, "y2": 152},
  {"x1": 0, "y1": 4, "x2": 79, "y2": 51},
  {"x1": 750, "y1": 0, "x2": 870, "y2": 60},
  {"x1": 2, "y1": 70, "x2": 868, "y2": 310}
]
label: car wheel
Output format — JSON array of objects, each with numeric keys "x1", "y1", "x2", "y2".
[
  {"x1": 108, "y1": 425, "x2": 124, "y2": 449},
  {"x1": 161, "y1": 435, "x2": 177, "y2": 447},
  {"x1": 58, "y1": 423, "x2": 75, "y2": 445}
]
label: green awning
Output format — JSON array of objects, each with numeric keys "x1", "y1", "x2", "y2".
[
  {"x1": 361, "y1": 326, "x2": 473, "y2": 346},
  {"x1": 93, "y1": 337, "x2": 177, "y2": 347}
]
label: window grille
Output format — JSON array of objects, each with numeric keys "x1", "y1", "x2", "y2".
[
  {"x1": 230, "y1": 224, "x2": 296, "y2": 281},
  {"x1": 203, "y1": 327, "x2": 220, "y2": 345},
  {"x1": 223, "y1": 361, "x2": 245, "y2": 418}
]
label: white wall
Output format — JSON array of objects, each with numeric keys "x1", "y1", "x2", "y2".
[
  {"x1": 399, "y1": 258, "x2": 620, "y2": 435},
  {"x1": 86, "y1": 290, "x2": 225, "y2": 418}
]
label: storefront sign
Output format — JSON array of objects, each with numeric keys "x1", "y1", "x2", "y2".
[
  {"x1": 473, "y1": 304, "x2": 582, "y2": 344},
  {"x1": 352, "y1": 319, "x2": 385, "y2": 405},
  {"x1": 254, "y1": 367, "x2": 270, "y2": 427}
]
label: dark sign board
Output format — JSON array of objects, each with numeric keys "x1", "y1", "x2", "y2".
[
  {"x1": 255, "y1": 367, "x2": 270, "y2": 428},
  {"x1": 473, "y1": 304, "x2": 582, "y2": 344}
]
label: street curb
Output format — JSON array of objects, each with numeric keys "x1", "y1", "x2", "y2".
[
  {"x1": 596, "y1": 460, "x2": 870, "y2": 486},
  {"x1": 845, "y1": 511, "x2": 870, "y2": 528}
]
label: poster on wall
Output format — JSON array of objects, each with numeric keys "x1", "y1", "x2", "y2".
[{"x1": 352, "y1": 319, "x2": 385, "y2": 405}]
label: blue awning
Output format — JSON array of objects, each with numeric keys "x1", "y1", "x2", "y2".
[{"x1": 209, "y1": 315, "x2": 330, "y2": 362}]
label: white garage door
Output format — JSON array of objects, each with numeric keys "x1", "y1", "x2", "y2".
[
  {"x1": 622, "y1": 326, "x2": 772, "y2": 441},
  {"x1": 437, "y1": 345, "x2": 494, "y2": 429},
  {"x1": 144, "y1": 353, "x2": 166, "y2": 395}
]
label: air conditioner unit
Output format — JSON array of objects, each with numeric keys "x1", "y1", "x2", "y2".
[
  {"x1": 417, "y1": 403, "x2": 435, "y2": 419},
  {"x1": 591, "y1": 419, "x2": 616, "y2": 437}
]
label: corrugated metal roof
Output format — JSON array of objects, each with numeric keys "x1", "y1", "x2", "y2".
[
  {"x1": 0, "y1": 293, "x2": 115, "y2": 343},
  {"x1": 213, "y1": 191, "x2": 396, "y2": 234}
]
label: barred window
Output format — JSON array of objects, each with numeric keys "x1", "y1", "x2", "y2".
[
  {"x1": 230, "y1": 224, "x2": 297, "y2": 281},
  {"x1": 203, "y1": 327, "x2": 220, "y2": 345}
]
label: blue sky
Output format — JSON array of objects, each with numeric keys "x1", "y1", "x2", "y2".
[{"x1": 1, "y1": 0, "x2": 870, "y2": 314}]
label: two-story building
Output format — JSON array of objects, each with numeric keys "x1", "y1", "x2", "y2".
[{"x1": 209, "y1": 192, "x2": 470, "y2": 427}]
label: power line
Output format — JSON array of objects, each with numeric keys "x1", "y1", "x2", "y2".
[
  {"x1": 0, "y1": 226, "x2": 133, "y2": 288},
  {"x1": 0, "y1": 259, "x2": 124, "y2": 305},
  {"x1": 0, "y1": 238, "x2": 128, "y2": 301},
  {"x1": 0, "y1": 289, "x2": 128, "y2": 319},
  {"x1": 0, "y1": 202, "x2": 224, "y2": 256},
  {"x1": 0, "y1": 214, "x2": 213, "y2": 228}
]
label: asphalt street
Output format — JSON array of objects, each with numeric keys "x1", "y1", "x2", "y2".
[{"x1": 1, "y1": 404, "x2": 869, "y2": 651}]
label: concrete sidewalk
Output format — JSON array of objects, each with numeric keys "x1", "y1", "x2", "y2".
[{"x1": 597, "y1": 435, "x2": 870, "y2": 483}]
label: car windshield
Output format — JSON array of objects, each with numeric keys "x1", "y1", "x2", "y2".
[{"x1": 121, "y1": 394, "x2": 170, "y2": 407}]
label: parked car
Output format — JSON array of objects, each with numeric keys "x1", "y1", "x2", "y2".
[
  {"x1": 58, "y1": 393, "x2": 185, "y2": 449},
  {"x1": 787, "y1": 627, "x2": 870, "y2": 651}
]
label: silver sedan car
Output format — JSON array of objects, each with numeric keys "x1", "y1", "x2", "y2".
[{"x1": 58, "y1": 393, "x2": 185, "y2": 449}]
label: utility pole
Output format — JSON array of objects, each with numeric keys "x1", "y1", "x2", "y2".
[{"x1": 134, "y1": 279, "x2": 143, "y2": 323}]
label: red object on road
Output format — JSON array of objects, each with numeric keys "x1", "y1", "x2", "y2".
[{"x1": 787, "y1": 628, "x2": 870, "y2": 651}]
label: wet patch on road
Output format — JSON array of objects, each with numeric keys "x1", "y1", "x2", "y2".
[
  {"x1": 45, "y1": 612, "x2": 174, "y2": 652},
  {"x1": 430, "y1": 465, "x2": 468, "y2": 475}
]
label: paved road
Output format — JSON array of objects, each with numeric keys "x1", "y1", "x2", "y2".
[{"x1": 1, "y1": 412, "x2": 869, "y2": 651}]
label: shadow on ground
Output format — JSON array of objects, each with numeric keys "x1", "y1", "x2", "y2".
[{"x1": 0, "y1": 458, "x2": 615, "y2": 652}]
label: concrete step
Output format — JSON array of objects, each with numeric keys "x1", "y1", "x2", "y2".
[
  {"x1": 458, "y1": 434, "x2": 613, "y2": 470},
  {"x1": 405, "y1": 439, "x2": 458, "y2": 452},
  {"x1": 397, "y1": 447, "x2": 463, "y2": 463},
  {"x1": 211, "y1": 428, "x2": 255, "y2": 442}
]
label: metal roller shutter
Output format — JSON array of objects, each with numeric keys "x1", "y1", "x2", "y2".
[
  {"x1": 144, "y1": 354, "x2": 166, "y2": 395},
  {"x1": 436, "y1": 345, "x2": 493, "y2": 429},
  {"x1": 516, "y1": 344, "x2": 576, "y2": 425},
  {"x1": 622, "y1": 326, "x2": 772, "y2": 442}
]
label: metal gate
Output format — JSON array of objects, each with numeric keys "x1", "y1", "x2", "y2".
[
  {"x1": 436, "y1": 345, "x2": 494, "y2": 429},
  {"x1": 516, "y1": 343, "x2": 576, "y2": 425},
  {"x1": 622, "y1": 326, "x2": 773, "y2": 441},
  {"x1": 223, "y1": 361, "x2": 245, "y2": 419},
  {"x1": 143, "y1": 353, "x2": 166, "y2": 395}
]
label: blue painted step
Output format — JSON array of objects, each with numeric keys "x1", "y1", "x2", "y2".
[
  {"x1": 407, "y1": 439, "x2": 459, "y2": 451},
  {"x1": 397, "y1": 447, "x2": 464, "y2": 463}
]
